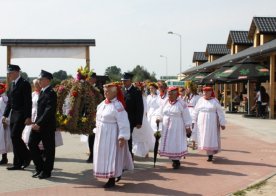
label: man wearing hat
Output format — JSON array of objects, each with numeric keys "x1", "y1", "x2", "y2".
[
  {"x1": 28, "y1": 70, "x2": 57, "y2": 179},
  {"x1": 2, "y1": 64, "x2": 32, "y2": 170},
  {"x1": 85, "y1": 72, "x2": 103, "y2": 163},
  {"x1": 121, "y1": 72, "x2": 144, "y2": 158}
]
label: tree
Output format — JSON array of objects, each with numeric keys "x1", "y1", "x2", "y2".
[
  {"x1": 21, "y1": 72, "x2": 29, "y2": 80},
  {"x1": 131, "y1": 65, "x2": 157, "y2": 82},
  {"x1": 53, "y1": 70, "x2": 68, "y2": 81},
  {"x1": 104, "y1": 66, "x2": 122, "y2": 81}
]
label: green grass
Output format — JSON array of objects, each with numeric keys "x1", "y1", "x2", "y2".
[{"x1": 233, "y1": 180, "x2": 267, "y2": 196}]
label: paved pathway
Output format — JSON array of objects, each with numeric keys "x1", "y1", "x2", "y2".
[{"x1": 0, "y1": 113, "x2": 275, "y2": 195}]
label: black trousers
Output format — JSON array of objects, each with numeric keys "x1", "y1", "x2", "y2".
[
  {"x1": 128, "y1": 126, "x2": 134, "y2": 158},
  {"x1": 88, "y1": 134, "x2": 95, "y2": 159},
  {"x1": 28, "y1": 130, "x2": 55, "y2": 174},
  {"x1": 10, "y1": 119, "x2": 30, "y2": 167}
]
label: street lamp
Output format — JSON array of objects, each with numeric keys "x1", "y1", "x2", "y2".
[
  {"x1": 160, "y1": 55, "x2": 168, "y2": 78},
  {"x1": 168, "y1": 31, "x2": 182, "y2": 79}
]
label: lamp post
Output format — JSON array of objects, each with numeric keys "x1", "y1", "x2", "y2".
[
  {"x1": 168, "y1": 31, "x2": 182, "y2": 80},
  {"x1": 160, "y1": 55, "x2": 168, "y2": 79}
]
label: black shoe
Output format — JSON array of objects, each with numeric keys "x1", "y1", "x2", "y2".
[
  {"x1": 115, "y1": 176, "x2": 121, "y2": 182},
  {"x1": 207, "y1": 155, "x2": 213, "y2": 162},
  {"x1": 172, "y1": 160, "x2": 180, "y2": 169},
  {"x1": 104, "y1": 178, "x2": 115, "y2": 188},
  {"x1": 38, "y1": 172, "x2": 51, "y2": 179},
  {"x1": 7, "y1": 166, "x2": 23, "y2": 170},
  {"x1": 86, "y1": 156, "x2": 93, "y2": 163},
  {"x1": 32, "y1": 170, "x2": 42, "y2": 178},
  {"x1": 0, "y1": 158, "x2": 8, "y2": 165},
  {"x1": 22, "y1": 158, "x2": 31, "y2": 169}
]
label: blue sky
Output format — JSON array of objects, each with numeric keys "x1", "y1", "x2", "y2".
[{"x1": 0, "y1": 0, "x2": 276, "y2": 78}]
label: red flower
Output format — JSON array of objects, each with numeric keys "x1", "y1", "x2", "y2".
[
  {"x1": 71, "y1": 91, "x2": 78, "y2": 97},
  {"x1": 68, "y1": 110, "x2": 74, "y2": 116}
]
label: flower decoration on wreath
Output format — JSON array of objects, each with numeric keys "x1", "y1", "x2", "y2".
[{"x1": 55, "y1": 66, "x2": 97, "y2": 135}]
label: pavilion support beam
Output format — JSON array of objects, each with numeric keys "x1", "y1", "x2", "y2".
[
  {"x1": 85, "y1": 46, "x2": 90, "y2": 70},
  {"x1": 269, "y1": 54, "x2": 275, "y2": 119},
  {"x1": 224, "y1": 84, "x2": 228, "y2": 108},
  {"x1": 214, "y1": 83, "x2": 219, "y2": 99},
  {"x1": 6, "y1": 46, "x2": 11, "y2": 86}
]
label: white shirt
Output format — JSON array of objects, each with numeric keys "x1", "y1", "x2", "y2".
[
  {"x1": 13, "y1": 75, "x2": 21, "y2": 85},
  {"x1": 41, "y1": 85, "x2": 50, "y2": 92}
]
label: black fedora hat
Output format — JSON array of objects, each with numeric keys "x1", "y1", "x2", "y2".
[
  {"x1": 38, "y1": 70, "x2": 53, "y2": 80},
  {"x1": 7, "y1": 64, "x2": 21, "y2": 73},
  {"x1": 121, "y1": 72, "x2": 133, "y2": 81}
]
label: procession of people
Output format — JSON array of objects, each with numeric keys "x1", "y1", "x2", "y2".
[{"x1": 0, "y1": 64, "x2": 227, "y2": 188}]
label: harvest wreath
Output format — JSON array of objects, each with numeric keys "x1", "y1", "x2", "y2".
[{"x1": 55, "y1": 67, "x2": 97, "y2": 134}]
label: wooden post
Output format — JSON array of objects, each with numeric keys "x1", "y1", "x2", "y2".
[
  {"x1": 85, "y1": 46, "x2": 90, "y2": 71},
  {"x1": 6, "y1": 46, "x2": 11, "y2": 86},
  {"x1": 214, "y1": 83, "x2": 219, "y2": 98},
  {"x1": 224, "y1": 84, "x2": 227, "y2": 108},
  {"x1": 269, "y1": 54, "x2": 275, "y2": 119}
]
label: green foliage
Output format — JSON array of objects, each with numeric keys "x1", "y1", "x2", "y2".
[
  {"x1": 51, "y1": 78, "x2": 61, "y2": 87},
  {"x1": 21, "y1": 72, "x2": 29, "y2": 80},
  {"x1": 104, "y1": 66, "x2": 122, "y2": 81},
  {"x1": 131, "y1": 65, "x2": 157, "y2": 82},
  {"x1": 53, "y1": 70, "x2": 68, "y2": 81}
]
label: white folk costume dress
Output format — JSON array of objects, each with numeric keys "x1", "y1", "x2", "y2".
[
  {"x1": 132, "y1": 95, "x2": 155, "y2": 157},
  {"x1": 93, "y1": 98, "x2": 134, "y2": 178},
  {"x1": 185, "y1": 94, "x2": 201, "y2": 142},
  {"x1": 158, "y1": 98, "x2": 192, "y2": 160},
  {"x1": 22, "y1": 91, "x2": 63, "y2": 148},
  {"x1": 22, "y1": 91, "x2": 39, "y2": 144},
  {"x1": 0, "y1": 93, "x2": 12, "y2": 154},
  {"x1": 192, "y1": 97, "x2": 226, "y2": 155},
  {"x1": 147, "y1": 94, "x2": 160, "y2": 132}
]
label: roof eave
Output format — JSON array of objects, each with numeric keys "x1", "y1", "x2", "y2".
[{"x1": 0, "y1": 39, "x2": 96, "y2": 47}]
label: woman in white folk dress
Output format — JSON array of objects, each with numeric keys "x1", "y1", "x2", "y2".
[
  {"x1": 183, "y1": 81, "x2": 201, "y2": 150},
  {"x1": 22, "y1": 79, "x2": 41, "y2": 145},
  {"x1": 147, "y1": 82, "x2": 160, "y2": 133},
  {"x1": 156, "y1": 86, "x2": 192, "y2": 169},
  {"x1": 192, "y1": 86, "x2": 226, "y2": 162},
  {"x1": 93, "y1": 83, "x2": 134, "y2": 188},
  {"x1": 132, "y1": 82, "x2": 154, "y2": 157},
  {"x1": 0, "y1": 83, "x2": 12, "y2": 164},
  {"x1": 156, "y1": 81, "x2": 168, "y2": 107}
]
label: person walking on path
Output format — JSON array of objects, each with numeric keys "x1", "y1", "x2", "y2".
[
  {"x1": 22, "y1": 79, "x2": 41, "y2": 146},
  {"x1": 192, "y1": 86, "x2": 226, "y2": 162},
  {"x1": 132, "y1": 82, "x2": 155, "y2": 158},
  {"x1": 156, "y1": 86, "x2": 192, "y2": 169},
  {"x1": 93, "y1": 83, "x2": 133, "y2": 188},
  {"x1": 2, "y1": 64, "x2": 32, "y2": 170},
  {"x1": 28, "y1": 70, "x2": 57, "y2": 179},
  {"x1": 0, "y1": 83, "x2": 12, "y2": 165},
  {"x1": 183, "y1": 81, "x2": 201, "y2": 150},
  {"x1": 81, "y1": 72, "x2": 103, "y2": 163},
  {"x1": 121, "y1": 72, "x2": 144, "y2": 158},
  {"x1": 146, "y1": 82, "x2": 160, "y2": 133}
]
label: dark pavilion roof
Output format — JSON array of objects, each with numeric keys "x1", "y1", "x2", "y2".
[
  {"x1": 0, "y1": 39, "x2": 96, "y2": 46},
  {"x1": 226, "y1": 31, "x2": 253, "y2": 48},
  {"x1": 192, "y1": 52, "x2": 208, "y2": 63},
  {"x1": 183, "y1": 38, "x2": 276, "y2": 74},
  {"x1": 248, "y1": 17, "x2": 276, "y2": 39},
  {"x1": 205, "y1": 44, "x2": 230, "y2": 56}
]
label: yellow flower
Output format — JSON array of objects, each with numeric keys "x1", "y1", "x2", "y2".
[
  {"x1": 81, "y1": 117, "x2": 88, "y2": 123},
  {"x1": 63, "y1": 119, "x2": 68, "y2": 125}
]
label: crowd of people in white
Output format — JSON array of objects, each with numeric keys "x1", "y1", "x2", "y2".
[{"x1": 0, "y1": 70, "x2": 226, "y2": 188}]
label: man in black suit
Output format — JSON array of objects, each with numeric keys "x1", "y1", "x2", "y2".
[
  {"x1": 121, "y1": 72, "x2": 144, "y2": 157},
  {"x1": 86, "y1": 72, "x2": 103, "y2": 163},
  {"x1": 2, "y1": 64, "x2": 32, "y2": 170},
  {"x1": 28, "y1": 70, "x2": 57, "y2": 179}
]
